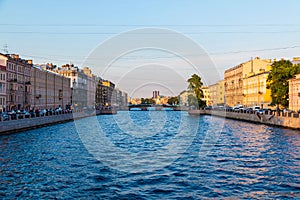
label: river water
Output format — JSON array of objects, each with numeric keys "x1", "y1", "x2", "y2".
[{"x1": 1, "y1": 111, "x2": 299, "y2": 199}]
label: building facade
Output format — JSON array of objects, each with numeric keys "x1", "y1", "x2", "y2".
[
  {"x1": 224, "y1": 64, "x2": 243, "y2": 107},
  {"x1": 31, "y1": 65, "x2": 71, "y2": 110},
  {"x1": 0, "y1": 62, "x2": 6, "y2": 111},
  {"x1": 96, "y1": 78, "x2": 115, "y2": 107},
  {"x1": 242, "y1": 58, "x2": 273, "y2": 108},
  {"x1": 225, "y1": 57, "x2": 272, "y2": 107},
  {"x1": 112, "y1": 88, "x2": 128, "y2": 109},
  {"x1": 201, "y1": 86, "x2": 211, "y2": 106},
  {"x1": 0, "y1": 54, "x2": 32, "y2": 111},
  {"x1": 242, "y1": 70, "x2": 272, "y2": 108},
  {"x1": 289, "y1": 73, "x2": 300, "y2": 112},
  {"x1": 208, "y1": 80, "x2": 225, "y2": 106},
  {"x1": 179, "y1": 90, "x2": 194, "y2": 107},
  {"x1": 44, "y1": 64, "x2": 95, "y2": 109},
  {"x1": 82, "y1": 67, "x2": 97, "y2": 108}
]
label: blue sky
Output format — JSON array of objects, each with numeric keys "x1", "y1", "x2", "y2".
[{"x1": 0, "y1": 0, "x2": 300, "y2": 97}]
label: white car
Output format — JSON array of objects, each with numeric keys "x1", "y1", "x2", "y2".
[
  {"x1": 233, "y1": 105, "x2": 243, "y2": 110},
  {"x1": 252, "y1": 106, "x2": 260, "y2": 111}
]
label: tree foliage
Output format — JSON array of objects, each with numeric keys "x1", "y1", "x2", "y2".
[
  {"x1": 141, "y1": 98, "x2": 155, "y2": 104},
  {"x1": 187, "y1": 94, "x2": 198, "y2": 107},
  {"x1": 187, "y1": 74, "x2": 206, "y2": 108},
  {"x1": 167, "y1": 96, "x2": 179, "y2": 105},
  {"x1": 267, "y1": 60, "x2": 300, "y2": 108}
]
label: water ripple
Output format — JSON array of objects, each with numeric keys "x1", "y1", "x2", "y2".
[{"x1": 0, "y1": 112, "x2": 299, "y2": 199}]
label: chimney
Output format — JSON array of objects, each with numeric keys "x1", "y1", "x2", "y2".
[
  {"x1": 27, "y1": 60, "x2": 33, "y2": 64},
  {"x1": 13, "y1": 54, "x2": 19, "y2": 59}
]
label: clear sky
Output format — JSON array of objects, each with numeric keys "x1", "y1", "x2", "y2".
[{"x1": 0, "y1": 0, "x2": 300, "y2": 97}]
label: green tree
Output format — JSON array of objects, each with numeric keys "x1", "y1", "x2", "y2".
[
  {"x1": 141, "y1": 98, "x2": 155, "y2": 104},
  {"x1": 187, "y1": 74, "x2": 206, "y2": 108},
  {"x1": 267, "y1": 60, "x2": 300, "y2": 108},
  {"x1": 167, "y1": 96, "x2": 179, "y2": 105},
  {"x1": 187, "y1": 94, "x2": 198, "y2": 107}
]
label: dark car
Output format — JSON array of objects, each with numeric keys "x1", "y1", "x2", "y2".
[
  {"x1": 257, "y1": 109, "x2": 264, "y2": 115},
  {"x1": 46, "y1": 109, "x2": 55, "y2": 115},
  {"x1": 29, "y1": 110, "x2": 36, "y2": 117},
  {"x1": 17, "y1": 110, "x2": 30, "y2": 119},
  {"x1": 204, "y1": 106, "x2": 212, "y2": 110},
  {"x1": 0, "y1": 112, "x2": 9, "y2": 121},
  {"x1": 7, "y1": 110, "x2": 17, "y2": 120}
]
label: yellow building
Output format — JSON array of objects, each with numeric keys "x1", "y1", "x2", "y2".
[
  {"x1": 201, "y1": 86, "x2": 212, "y2": 106},
  {"x1": 225, "y1": 57, "x2": 273, "y2": 107},
  {"x1": 208, "y1": 80, "x2": 225, "y2": 106},
  {"x1": 243, "y1": 69, "x2": 272, "y2": 108},
  {"x1": 224, "y1": 64, "x2": 243, "y2": 107}
]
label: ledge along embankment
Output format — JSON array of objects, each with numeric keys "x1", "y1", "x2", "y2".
[
  {"x1": 189, "y1": 109, "x2": 300, "y2": 130},
  {"x1": 0, "y1": 109, "x2": 116, "y2": 135}
]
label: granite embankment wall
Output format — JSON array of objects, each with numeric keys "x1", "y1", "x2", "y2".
[
  {"x1": 189, "y1": 109, "x2": 300, "y2": 129},
  {"x1": 0, "y1": 110, "x2": 112, "y2": 135}
]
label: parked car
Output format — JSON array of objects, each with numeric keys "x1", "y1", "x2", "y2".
[
  {"x1": 252, "y1": 106, "x2": 260, "y2": 111},
  {"x1": 0, "y1": 112, "x2": 9, "y2": 121},
  {"x1": 224, "y1": 106, "x2": 233, "y2": 111},
  {"x1": 55, "y1": 107, "x2": 63, "y2": 114},
  {"x1": 239, "y1": 107, "x2": 252, "y2": 112},
  {"x1": 233, "y1": 105, "x2": 243, "y2": 111},
  {"x1": 40, "y1": 109, "x2": 47, "y2": 116},
  {"x1": 257, "y1": 109, "x2": 264, "y2": 115},
  {"x1": 263, "y1": 108, "x2": 272, "y2": 114},
  {"x1": 204, "y1": 106, "x2": 212, "y2": 110},
  {"x1": 7, "y1": 110, "x2": 17, "y2": 120},
  {"x1": 29, "y1": 110, "x2": 36, "y2": 117},
  {"x1": 16, "y1": 110, "x2": 30, "y2": 119}
]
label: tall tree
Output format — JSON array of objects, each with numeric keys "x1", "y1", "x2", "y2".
[
  {"x1": 187, "y1": 74, "x2": 206, "y2": 108},
  {"x1": 267, "y1": 60, "x2": 300, "y2": 108}
]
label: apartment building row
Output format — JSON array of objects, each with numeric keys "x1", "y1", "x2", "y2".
[
  {"x1": 0, "y1": 53, "x2": 128, "y2": 112},
  {"x1": 180, "y1": 57, "x2": 300, "y2": 111},
  {"x1": 40, "y1": 64, "x2": 129, "y2": 110}
]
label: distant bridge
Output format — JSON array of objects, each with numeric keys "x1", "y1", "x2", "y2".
[{"x1": 128, "y1": 104, "x2": 188, "y2": 111}]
